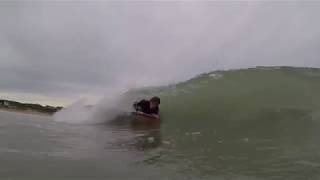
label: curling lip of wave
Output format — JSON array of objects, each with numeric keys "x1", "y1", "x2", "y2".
[{"x1": 54, "y1": 66, "x2": 320, "y2": 126}]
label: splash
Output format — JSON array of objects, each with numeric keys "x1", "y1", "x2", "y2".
[
  {"x1": 53, "y1": 91, "x2": 138, "y2": 124},
  {"x1": 53, "y1": 99, "x2": 92, "y2": 124}
]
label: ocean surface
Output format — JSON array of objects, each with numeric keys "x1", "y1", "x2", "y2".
[{"x1": 1, "y1": 67, "x2": 320, "y2": 180}]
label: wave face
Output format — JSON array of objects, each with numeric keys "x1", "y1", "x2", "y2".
[
  {"x1": 135, "y1": 66, "x2": 320, "y2": 137},
  {"x1": 131, "y1": 67, "x2": 320, "y2": 178},
  {"x1": 52, "y1": 66, "x2": 320, "y2": 178},
  {"x1": 55, "y1": 66, "x2": 320, "y2": 134}
]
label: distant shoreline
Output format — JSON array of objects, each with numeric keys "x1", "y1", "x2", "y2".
[
  {"x1": 0, "y1": 99, "x2": 63, "y2": 117},
  {"x1": 0, "y1": 108, "x2": 54, "y2": 117}
]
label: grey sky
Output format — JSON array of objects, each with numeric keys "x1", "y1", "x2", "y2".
[{"x1": 0, "y1": 1, "x2": 320, "y2": 105}]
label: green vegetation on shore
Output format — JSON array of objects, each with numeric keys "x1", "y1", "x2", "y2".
[{"x1": 0, "y1": 99, "x2": 63, "y2": 115}]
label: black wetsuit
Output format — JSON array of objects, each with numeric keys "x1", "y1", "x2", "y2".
[{"x1": 133, "y1": 100, "x2": 159, "y2": 115}]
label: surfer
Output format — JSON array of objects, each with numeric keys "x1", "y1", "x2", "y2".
[{"x1": 133, "y1": 97, "x2": 160, "y2": 119}]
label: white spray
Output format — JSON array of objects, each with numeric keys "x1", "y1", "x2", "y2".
[{"x1": 53, "y1": 90, "x2": 139, "y2": 124}]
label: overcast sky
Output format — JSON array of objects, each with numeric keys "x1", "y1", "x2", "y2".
[{"x1": 0, "y1": 1, "x2": 320, "y2": 106}]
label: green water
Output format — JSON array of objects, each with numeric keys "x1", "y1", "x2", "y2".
[{"x1": 1, "y1": 67, "x2": 320, "y2": 179}]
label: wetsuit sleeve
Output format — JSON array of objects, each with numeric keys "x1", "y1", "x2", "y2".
[
  {"x1": 134, "y1": 100, "x2": 150, "y2": 114},
  {"x1": 150, "y1": 107, "x2": 159, "y2": 115}
]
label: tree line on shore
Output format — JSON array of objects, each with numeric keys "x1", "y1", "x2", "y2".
[{"x1": 0, "y1": 99, "x2": 63, "y2": 114}]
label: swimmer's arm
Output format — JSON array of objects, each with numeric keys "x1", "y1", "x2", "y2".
[
  {"x1": 134, "y1": 111, "x2": 160, "y2": 119},
  {"x1": 150, "y1": 114, "x2": 160, "y2": 119}
]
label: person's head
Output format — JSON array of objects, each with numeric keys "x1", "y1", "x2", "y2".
[{"x1": 150, "y1": 96, "x2": 160, "y2": 109}]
